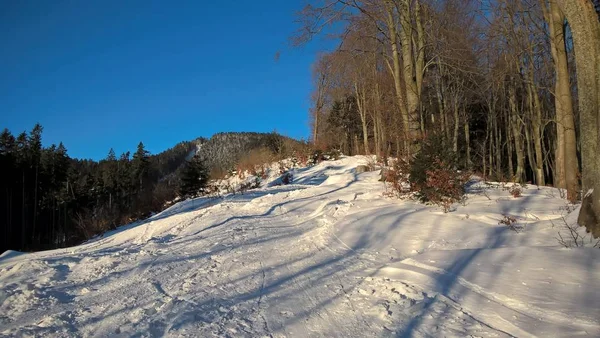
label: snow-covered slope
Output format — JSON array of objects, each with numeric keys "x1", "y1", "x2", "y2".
[{"x1": 1, "y1": 156, "x2": 599, "y2": 337}]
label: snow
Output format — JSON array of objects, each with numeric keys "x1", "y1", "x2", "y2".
[{"x1": 1, "y1": 156, "x2": 599, "y2": 337}]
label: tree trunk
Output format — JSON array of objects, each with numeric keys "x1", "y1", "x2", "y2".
[
  {"x1": 435, "y1": 70, "x2": 448, "y2": 140},
  {"x1": 506, "y1": 114, "x2": 514, "y2": 181},
  {"x1": 464, "y1": 115, "x2": 471, "y2": 169},
  {"x1": 555, "y1": 0, "x2": 600, "y2": 237},
  {"x1": 453, "y1": 94, "x2": 460, "y2": 154},
  {"x1": 488, "y1": 120, "x2": 494, "y2": 177},
  {"x1": 527, "y1": 80, "x2": 545, "y2": 186},
  {"x1": 385, "y1": 1, "x2": 411, "y2": 154},
  {"x1": 508, "y1": 81, "x2": 525, "y2": 182},
  {"x1": 546, "y1": 0, "x2": 578, "y2": 197},
  {"x1": 531, "y1": 85, "x2": 545, "y2": 186},
  {"x1": 524, "y1": 123, "x2": 536, "y2": 183},
  {"x1": 494, "y1": 108, "x2": 502, "y2": 177},
  {"x1": 398, "y1": 0, "x2": 421, "y2": 144},
  {"x1": 488, "y1": 114, "x2": 494, "y2": 177}
]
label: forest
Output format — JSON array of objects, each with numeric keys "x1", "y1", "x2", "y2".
[
  {"x1": 0, "y1": 124, "x2": 199, "y2": 253},
  {"x1": 0, "y1": 128, "x2": 303, "y2": 253},
  {"x1": 298, "y1": 0, "x2": 600, "y2": 235}
]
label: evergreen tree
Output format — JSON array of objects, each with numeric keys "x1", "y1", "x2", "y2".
[
  {"x1": 117, "y1": 152, "x2": 132, "y2": 209},
  {"x1": 179, "y1": 155, "x2": 208, "y2": 198},
  {"x1": 131, "y1": 142, "x2": 150, "y2": 192},
  {"x1": 0, "y1": 125, "x2": 216, "y2": 252},
  {"x1": 102, "y1": 148, "x2": 118, "y2": 209}
]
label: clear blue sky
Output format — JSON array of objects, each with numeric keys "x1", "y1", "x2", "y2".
[{"x1": 1, "y1": 1, "x2": 326, "y2": 160}]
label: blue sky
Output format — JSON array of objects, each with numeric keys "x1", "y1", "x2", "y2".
[{"x1": 1, "y1": 1, "x2": 327, "y2": 160}]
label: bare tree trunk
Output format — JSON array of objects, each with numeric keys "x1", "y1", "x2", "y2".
[
  {"x1": 464, "y1": 115, "x2": 471, "y2": 169},
  {"x1": 546, "y1": 0, "x2": 579, "y2": 199},
  {"x1": 414, "y1": 0, "x2": 425, "y2": 102},
  {"x1": 531, "y1": 85, "x2": 545, "y2": 186},
  {"x1": 435, "y1": 68, "x2": 448, "y2": 139},
  {"x1": 398, "y1": 0, "x2": 422, "y2": 143},
  {"x1": 555, "y1": 116, "x2": 566, "y2": 188},
  {"x1": 524, "y1": 123, "x2": 536, "y2": 183},
  {"x1": 554, "y1": 0, "x2": 600, "y2": 236},
  {"x1": 376, "y1": 84, "x2": 387, "y2": 159},
  {"x1": 354, "y1": 82, "x2": 370, "y2": 155},
  {"x1": 526, "y1": 80, "x2": 545, "y2": 185},
  {"x1": 488, "y1": 120, "x2": 494, "y2": 177},
  {"x1": 494, "y1": 110, "x2": 502, "y2": 177},
  {"x1": 509, "y1": 80, "x2": 525, "y2": 182},
  {"x1": 385, "y1": 1, "x2": 410, "y2": 154},
  {"x1": 506, "y1": 107, "x2": 514, "y2": 180},
  {"x1": 373, "y1": 82, "x2": 381, "y2": 157},
  {"x1": 373, "y1": 119, "x2": 379, "y2": 156},
  {"x1": 453, "y1": 94, "x2": 460, "y2": 154}
]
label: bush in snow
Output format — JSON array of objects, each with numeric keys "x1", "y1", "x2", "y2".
[
  {"x1": 509, "y1": 184, "x2": 522, "y2": 198},
  {"x1": 552, "y1": 216, "x2": 600, "y2": 248},
  {"x1": 236, "y1": 147, "x2": 274, "y2": 179},
  {"x1": 499, "y1": 215, "x2": 523, "y2": 233},
  {"x1": 324, "y1": 149, "x2": 341, "y2": 161},
  {"x1": 239, "y1": 177, "x2": 261, "y2": 194},
  {"x1": 409, "y1": 135, "x2": 469, "y2": 212},
  {"x1": 387, "y1": 135, "x2": 469, "y2": 212}
]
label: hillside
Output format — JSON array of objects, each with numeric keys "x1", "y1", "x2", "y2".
[
  {"x1": 0, "y1": 127, "x2": 302, "y2": 254},
  {"x1": 150, "y1": 132, "x2": 302, "y2": 186},
  {"x1": 195, "y1": 132, "x2": 303, "y2": 173},
  {"x1": 0, "y1": 156, "x2": 599, "y2": 337}
]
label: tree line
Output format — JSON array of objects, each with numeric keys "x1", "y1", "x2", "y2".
[
  {"x1": 297, "y1": 0, "x2": 600, "y2": 236},
  {"x1": 0, "y1": 124, "x2": 202, "y2": 253},
  {"x1": 0, "y1": 128, "x2": 304, "y2": 253}
]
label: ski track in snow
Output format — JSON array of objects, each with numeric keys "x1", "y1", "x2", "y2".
[{"x1": 1, "y1": 156, "x2": 599, "y2": 337}]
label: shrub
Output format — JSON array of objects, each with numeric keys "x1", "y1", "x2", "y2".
[
  {"x1": 386, "y1": 158, "x2": 411, "y2": 194},
  {"x1": 209, "y1": 166, "x2": 228, "y2": 180},
  {"x1": 509, "y1": 184, "x2": 522, "y2": 198},
  {"x1": 239, "y1": 177, "x2": 261, "y2": 194},
  {"x1": 417, "y1": 159, "x2": 469, "y2": 212},
  {"x1": 387, "y1": 134, "x2": 469, "y2": 212},
  {"x1": 552, "y1": 216, "x2": 600, "y2": 248},
  {"x1": 310, "y1": 149, "x2": 324, "y2": 165},
  {"x1": 410, "y1": 135, "x2": 469, "y2": 212},
  {"x1": 236, "y1": 147, "x2": 273, "y2": 177},
  {"x1": 499, "y1": 215, "x2": 523, "y2": 233}
]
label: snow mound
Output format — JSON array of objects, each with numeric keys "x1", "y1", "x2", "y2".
[{"x1": 1, "y1": 156, "x2": 598, "y2": 337}]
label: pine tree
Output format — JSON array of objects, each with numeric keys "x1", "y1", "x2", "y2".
[
  {"x1": 102, "y1": 148, "x2": 118, "y2": 209},
  {"x1": 117, "y1": 152, "x2": 132, "y2": 209},
  {"x1": 179, "y1": 155, "x2": 208, "y2": 198},
  {"x1": 131, "y1": 142, "x2": 150, "y2": 193},
  {"x1": 0, "y1": 129, "x2": 16, "y2": 252}
]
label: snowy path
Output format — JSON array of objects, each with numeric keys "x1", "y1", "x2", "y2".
[{"x1": 1, "y1": 156, "x2": 599, "y2": 337}]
